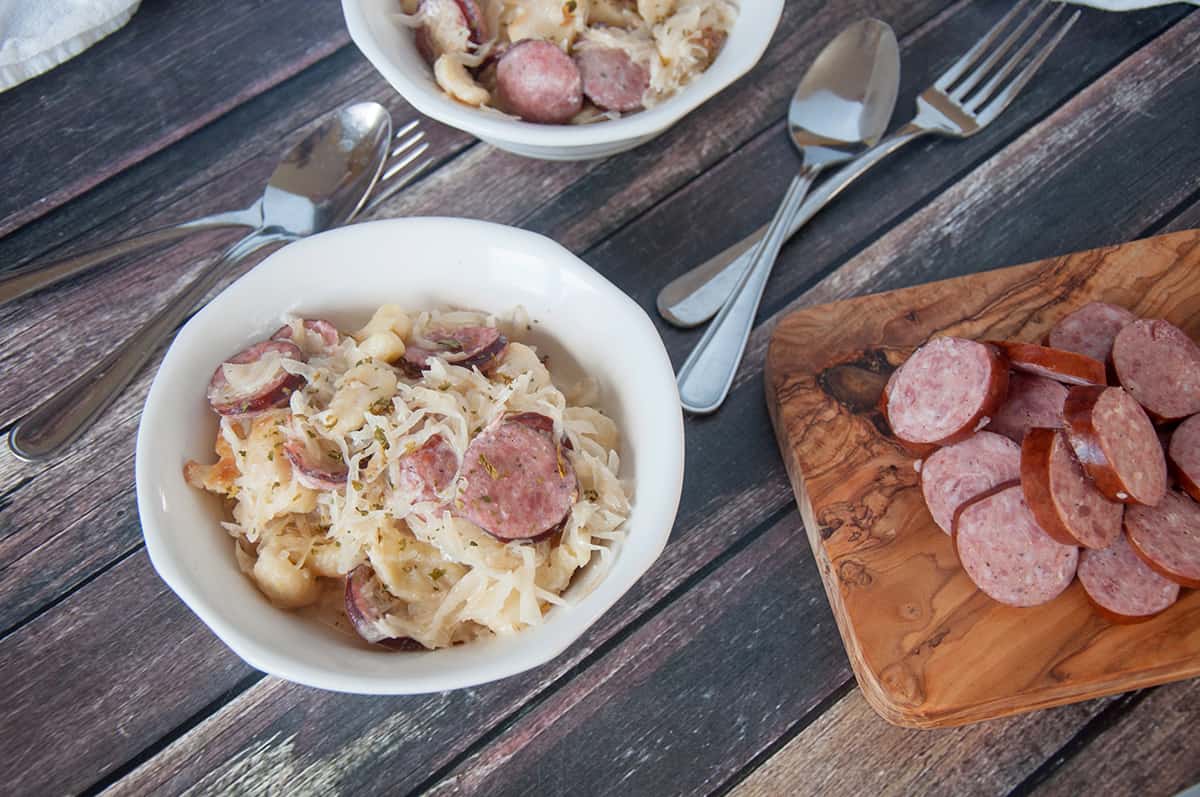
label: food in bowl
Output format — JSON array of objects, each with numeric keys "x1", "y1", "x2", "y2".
[
  {"x1": 184, "y1": 305, "x2": 632, "y2": 651},
  {"x1": 398, "y1": 0, "x2": 738, "y2": 123}
]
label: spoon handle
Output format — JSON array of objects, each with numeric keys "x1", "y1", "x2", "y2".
[
  {"x1": 0, "y1": 203, "x2": 262, "y2": 308},
  {"x1": 9, "y1": 229, "x2": 292, "y2": 462},
  {"x1": 657, "y1": 122, "x2": 929, "y2": 328},
  {"x1": 677, "y1": 169, "x2": 817, "y2": 414}
]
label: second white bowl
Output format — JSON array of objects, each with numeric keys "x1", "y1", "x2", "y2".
[{"x1": 342, "y1": 0, "x2": 784, "y2": 160}]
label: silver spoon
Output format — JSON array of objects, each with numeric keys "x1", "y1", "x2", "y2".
[
  {"x1": 658, "y1": 19, "x2": 900, "y2": 328},
  {"x1": 9, "y1": 102, "x2": 393, "y2": 461},
  {"x1": 676, "y1": 19, "x2": 900, "y2": 414}
]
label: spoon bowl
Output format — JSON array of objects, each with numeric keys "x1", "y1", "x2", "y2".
[
  {"x1": 675, "y1": 19, "x2": 900, "y2": 413},
  {"x1": 9, "y1": 102, "x2": 393, "y2": 462},
  {"x1": 657, "y1": 20, "x2": 899, "y2": 328}
]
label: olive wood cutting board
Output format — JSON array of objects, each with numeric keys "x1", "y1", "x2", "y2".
[{"x1": 765, "y1": 229, "x2": 1200, "y2": 729}]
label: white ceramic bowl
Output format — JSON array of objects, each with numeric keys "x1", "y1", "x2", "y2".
[
  {"x1": 342, "y1": 0, "x2": 784, "y2": 160},
  {"x1": 136, "y1": 218, "x2": 684, "y2": 694}
]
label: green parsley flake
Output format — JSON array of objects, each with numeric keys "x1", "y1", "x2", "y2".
[{"x1": 430, "y1": 568, "x2": 445, "y2": 581}]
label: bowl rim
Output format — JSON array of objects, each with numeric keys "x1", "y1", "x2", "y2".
[
  {"x1": 135, "y1": 217, "x2": 685, "y2": 693},
  {"x1": 341, "y1": 0, "x2": 784, "y2": 148}
]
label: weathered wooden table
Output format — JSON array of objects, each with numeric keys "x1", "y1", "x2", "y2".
[{"x1": 1, "y1": 1, "x2": 1197, "y2": 795}]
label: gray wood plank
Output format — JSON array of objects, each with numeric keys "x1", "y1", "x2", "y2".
[
  {"x1": 91, "y1": 12, "x2": 1200, "y2": 796},
  {"x1": 1027, "y1": 680, "x2": 1200, "y2": 797},
  {"x1": 0, "y1": 552, "x2": 255, "y2": 797},
  {"x1": 729, "y1": 689, "x2": 1119, "y2": 797},
  {"x1": 0, "y1": 0, "x2": 350, "y2": 238}
]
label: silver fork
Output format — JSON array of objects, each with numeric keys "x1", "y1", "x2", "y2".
[
  {"x1": 658, "y1": 0, "x2": 1081, "y2": 330},
  {"x1": 362, "y1": 119, "x2": 435, "y2": 214},
  {"x1": 0, "y1": 119, "x2": 434, "y2": 308}
]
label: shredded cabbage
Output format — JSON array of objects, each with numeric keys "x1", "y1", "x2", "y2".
[{"x1": 185, "y1": 307, "x2": 631, "y2": 650}]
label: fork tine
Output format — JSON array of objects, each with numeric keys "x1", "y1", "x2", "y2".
[
  {"x1": 935, "y1": 0, "x2": 1033, "y2": 90},
  {"x1": 965, "y1": 3, "x2": 1065, "y2": 112},
  {"x1": 365, "y1": 156, "x2": 435, "y2": 212},
  {"x1": 975, "y1": 9, "x2": 1080, "y2": 123},
  {"x1": 950, "y1": 1, "x2": 1048, "y2": 100},
  {"x1": 381, "y1": 140, "x2": 431, "y2": 182},
  {"x1": 390, "y1": 128, "x2": 426, "y2": 159},
  {"x1": 393, "y1": 118, "x2": 420, "y2": 142}
]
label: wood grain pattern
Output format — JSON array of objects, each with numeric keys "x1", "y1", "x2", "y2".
[
  {"x1": 0, "y1": 1, "x2": 1195, "y2": 794},
  {"x1": 0, "y1": 0, "x2": 350, "y2": 238},
  {"x1": 765, "y1": 229, "x2": 1200, "y2": 728},
  {"x1": 729, "y1": 689, "x2": 1119, "y2": 797},
  {"x1": 1030, "y1": 679, "x2": 1200, "y2": 796}
]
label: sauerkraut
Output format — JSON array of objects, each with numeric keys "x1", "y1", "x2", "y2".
[
  {"x1": 396, "y1": 0, "x2": 738, "y2": 122},
  {"x1": 185, "y1": 306, "x2": 631, "y2": 650}
]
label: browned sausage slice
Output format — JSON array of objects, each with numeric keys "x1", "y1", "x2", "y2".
[
  {"x1": 206, "y1": 340, "x2": 305, "y2": 416},
  {"x1": 919, "y1": 431, "x2": 1020, "y2": 534},
  {"x1": 952, "y1": 481, "x2": 1079, "y2": 607},
  {"x1": 1020, "y1": 428, "x2": 1122, "y2": 549},
  {"x1": 1063, "y1": 385, "x2": 1167, "y2": 505},
  {"x1": 495, "y1": 40, "x2": 583, "y2": 124},
  {"x1": 396, "y1": 435, "x2": 458, "y2": 502},
  {"x1": 987, "y1": 341, "x2": 1106, "y2": 386},
  {"x1": 457, "y1": 413, "x2": 577, "y2": 540},
  {"x1": 574, "y1": 47, "x2": 648, "y2": 112},
  {"x1": 1125, "y1": 490, "x2": 1200, "y2": 588},
  {"x1": 271, "y1": 318, "x2": 340, "y2": 349},
  {"x1": 1078, "y1": 532, "x2": 1179, "y2": 623},
  {"x1": 402, "y1": 326, "x2": 508, "y2": 376},
  {"x1": 344, "y1": 565, "x2": 426, "y2": 650},
  {"x1": 882, "y1": 337, "x2": 1009, "y2": 446},
  {"x1": 1111, "y1": 319, "x2": 1200, "y2": 422},
  {"x1": 283, "y1": 439, "x2": 348, "y2": 490},
  {"x1": 1168, "y1": 414, "x2": 1200, "y2": 502},
  {"x1": 1048, "y1": 301, "x2": 1136, "y2": 364},
  {"x1": 985, "y1": 372, "x2": 1068, "y2": 443},
  {"x1": 414, "y1": 0, "x2": 484, "y2": 64}
]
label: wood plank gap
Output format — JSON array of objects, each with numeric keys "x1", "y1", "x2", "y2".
[
  {"x1": 709, "y1": 678, "x2": 858, "y2": 797},
  {"x1": 1140, "y1": 185, "x2": 1200, "y2": 238},
  {"x1": 402, "y1": 502, "x2": 798, "y2": 797},
  {"x1": 0, "y1": 542, "x2": 141, "y2": 643},
  {"x1": 1002, "y1": 690, "x2": 1153, "y2": 797},
  {"x1": 754, "y1": 11, "x2": 1196, "y2": 326},
  {"x1": 80, "y1": 671, "x2": 269, "y2": 797}
]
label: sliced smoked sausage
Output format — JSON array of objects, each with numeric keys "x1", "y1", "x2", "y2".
[
  {"x1": 1063, "y1": 385, "x2": 1167, "y2": 505},
  {"x1": 952, "y1": 481, "x2": 1079, "y2": 607},
  {"x1": 402, "y1": 326, "x2": 508, "y2": 376},
  {"x1": 283, "y1": 439, "x2": 349, "y2": 491},
  {"x1": 1111, "y1": 319, "x2": 1200, "y2": 421},
  {"x1": 457, "y1": 412, "x2": 577, "y2": 540},
  {"x1": 344, "y1": 565, "x2": 426, "y2": 649},
  {"x1": 882, "y1": 337, "x2": 1009, "y2": 447},
  {"x1": 396, "y1": 434, "x2": 458, "y2": 502},
  {"x1": 1124, "y1": 490, "x2": 1200, "y2": 588},
  {"x1": 987, "y1": 341, "x2": 1106, "y2": 386},
  {"x1": 986, "y1": 372, "x2": 1068, "y2": 443},
  {"x1": 919, "y1": 431, "x2": 1020, "y2": 534},
  {"x1": 495, "y1": 40, "x2": 583, "y2": 124},
  {"x1": 1020, "y1": 428, "x2": 1122, "y2": 549},
  {"x1": 1078, "y1": 532, "x2": 1179, "y2": 624},
  {"x1": 271, "y1": 318, "x2": 340, "y2": 349},
  {"x1": 1168, "y1": 414, "x2": 1200, "y2": 501},
  {"x1": 574, "y1": 46, "x2": 649, "y2": 112},
  {"x1": 1048, "y1": 301, "x2": 1136, "y2": 364},
  {"x1": 206, "y1": 340, "x2": 305, "y2": 416}
]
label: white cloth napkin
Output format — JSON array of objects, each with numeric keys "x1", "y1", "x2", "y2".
[{"x1": 0, "y1": 0, "x2": 141, "y2": 91}]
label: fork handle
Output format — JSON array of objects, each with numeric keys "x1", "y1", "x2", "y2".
[
  {"x1": 8, "y1": 229, "x2": 291, "y2": 462},
  {"x1": 0, "y1": 203, "x2": 262, "y2": 308},
  {"x1": 657, "y1": 121, "x2": 930, "y2": 328},
  {"x1": 677, "y1": 170, "x2": 817, "y2": 414}
]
